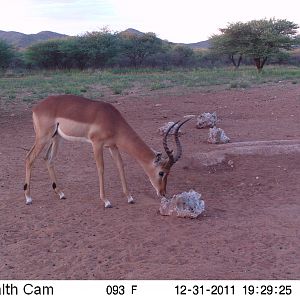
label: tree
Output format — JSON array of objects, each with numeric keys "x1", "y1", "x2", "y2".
[
  {"x1": 210, "y1": 22, "x2": 247, "y2": 68},
  {"x1": 170, "y1": 45, "x2": 196, "y2": 66},
  {"x1": 210, "y1": 19, "x2": 299, "y2": 71},
  {"x1": 121, "y1": 32, "x2": 163, "y2": 67},
  {"x1": 25, "y1": 40, "x2": 65, "y2": 69},
  {"x1": 81, "y1": 30, "x2": 120, "y2": 68},
  {"x1": 25, "y1": 30, "x2": 120, "y2": 70},
  {"x1": 0, "y1": 39, "x2": 15, "y2": 70},
  {"x1": 58, "y1": 37, "x2": 89, "y2": 70},
  {"x1": 245, "y1": 19, "x2": 299, "y2": 71}
]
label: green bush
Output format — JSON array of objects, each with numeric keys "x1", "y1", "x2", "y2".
[
  {"x1": 5, "y1": 25, "x2": 300, "y2": 71},
  {"x1": 0, "y1": 39, "x2": 15, "y2": 70}
]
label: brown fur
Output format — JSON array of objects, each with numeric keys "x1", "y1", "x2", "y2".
[{"x1": 24, "y1": 95, "x2": 173, "y2": 206}]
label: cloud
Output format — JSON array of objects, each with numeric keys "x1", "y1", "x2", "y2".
[
  {"x1": 0, "y1": 0, "x2": 118, "y2": 35},
  {"x1": 0, "y1": 0, "x2": 299, "y2": 42},
  {"x1": 31, "y1": 0, "x2": 115, "y2": 20}
]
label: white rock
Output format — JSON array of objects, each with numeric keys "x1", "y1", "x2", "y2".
[
  {"x1": 159, "y1": 189, "x2": 205, "y2": 218},
  {"x1": 208, "y1": 126, "x2": 230, "y2": 144},
  {"x1": 196, "y1": 112, "x2": 217, "y2": 128},
  {"x1": 158, "y1": 121, "x2": 183, "y2": 136}
]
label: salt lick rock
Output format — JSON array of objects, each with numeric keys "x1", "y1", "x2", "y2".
[
  {"x1": 196, "y1": 112, "x2": 217, "y2": 128},
  {"x1": 208, "y1": 126, "x2": 230, "y2": 144},
  {"x1": 159, "y1": 190, "x2": 205, "y2": 218}
]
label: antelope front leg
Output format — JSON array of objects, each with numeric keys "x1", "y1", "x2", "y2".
[
  {"x1": 109, "y1": 146, "x2": 134, "y2": 204},
  {"x1": 92, "y1": 142, "x2": 112, "y2": 208}
]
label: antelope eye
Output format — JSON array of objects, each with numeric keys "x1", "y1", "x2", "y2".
[{"x1": 159, "y1": 171, "x2": 164, "y2": 177}]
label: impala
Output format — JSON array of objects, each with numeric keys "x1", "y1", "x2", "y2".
[{"x1": 24, "y1": 95, "x2": 191, "y2": 207}]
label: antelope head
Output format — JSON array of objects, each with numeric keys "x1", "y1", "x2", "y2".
[{"x1": 149, "y1": 118, "x2": 192, "y2": 197}]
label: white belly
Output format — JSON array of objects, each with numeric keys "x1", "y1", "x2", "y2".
[{"x1": 57, "y1": 127, "x2": 91, "y2": 143}]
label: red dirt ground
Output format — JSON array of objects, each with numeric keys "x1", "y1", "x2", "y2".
[{"x1": 0, "y1": 83, "x2": 299, "y2": 279}]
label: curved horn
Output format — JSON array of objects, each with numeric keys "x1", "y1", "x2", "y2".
[
  {"x1": 162, "y1": 117, "x2": 193, "y2": 167},
  {"x1": 163, "y1": 121, "x2": 180, "y2": 164},
  {"x1": 173, "y1": 117, "x2": 193, "y2": 163}
]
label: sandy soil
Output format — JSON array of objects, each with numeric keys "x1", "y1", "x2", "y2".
[{"x1": 0, "y1": 83, "x2": 300, "y2": 279}]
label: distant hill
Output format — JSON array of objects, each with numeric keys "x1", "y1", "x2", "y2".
[
  {"x1": 119, "y1": 28, "x2": 210, "y2": 49},
  {"x1": 0, "y1": 28, "x2": 210, "y2": 49},
  {"x1": 183, "y1": 40, "x2": 210, "y2": 49},
  {"x1": 119, "y1": 28, "x2": 145, "y2": 37},
  {"x1": 0, "y1": 30, "x2": 69, "y2": 48}
]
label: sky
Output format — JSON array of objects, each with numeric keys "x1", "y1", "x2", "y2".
[{"x1": 0, "y1": 0, "x2": 299, "y2": 43}]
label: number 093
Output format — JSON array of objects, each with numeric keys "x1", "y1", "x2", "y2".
[{"x1": 106, "y1": 285, "x2": 125, "y2": 295}]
